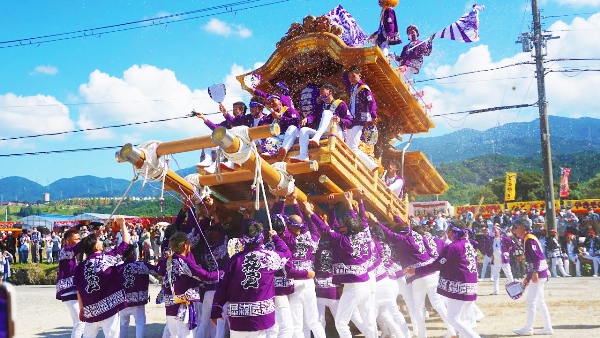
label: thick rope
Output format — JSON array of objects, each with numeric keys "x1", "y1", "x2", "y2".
[
  {"x1": 218, "y1": 126, "x2": 273, "y2": 231},
  {"x1": 269, "y1": 162, "x2": 295, "y2": 196},
  {"x1": 184, "y1": 174, "x2": 211, "y2": 205},
  {"x1": 136, "y1": 140, "x2": 169, "y2": 186}
]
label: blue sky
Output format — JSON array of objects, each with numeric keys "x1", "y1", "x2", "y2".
[{"x1": 1, "y1": 0, "x2": 599, "y2": 187}]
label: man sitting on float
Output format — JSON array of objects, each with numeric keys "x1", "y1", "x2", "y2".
[
  {"x1": 262, "y1": 94, "x2": 300, "y2": 161},
  {"x1": 290, "y1": 82, "x2": 352, "y2": 163}
]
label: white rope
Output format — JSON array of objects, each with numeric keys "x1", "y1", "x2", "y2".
[
  {"x1": 269, "y1": 162, "x2": 295, "y2": 196},
  {"x1": 136, "y1": 140, "x2": 169, "y2": 186},
  {"x1": 184, "y1": 174, "x2": 212, "y2": 205},
  {"x1": 218, "y1": 126, "x2": 273, "y2": 231}
]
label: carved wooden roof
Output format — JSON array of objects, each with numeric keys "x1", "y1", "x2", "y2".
[
  {"x1": 384, "y1": 149, "x2": 449, "y2": 196},
  {"x1": 236, "y1": 19, "x2": 435, "y2": 150}
]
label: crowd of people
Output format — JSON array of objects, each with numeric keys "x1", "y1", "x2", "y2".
[{"x1": 48, "y1": 186, "x2": 568, "y2": 338}]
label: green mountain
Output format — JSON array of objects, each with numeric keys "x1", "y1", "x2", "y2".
[{"x1": 397, "y1": 116, "x2": 600, "y2": 164}]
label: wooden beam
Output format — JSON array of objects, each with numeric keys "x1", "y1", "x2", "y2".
[
  {"x1": 199, "y1": 161, "x2": 319, "y2": 186},
  {"x1": 156, "y1": 123, "x2": 280, "y2": 157},
  {"x1": 118, "y1": 144, "x2": 196, "y2": 200},
  {"x1": 318, "y1": 175, "x2": 344, "y2": 194},
  {"x1": 212, "y1": 127, "x2": 308, "y2": 202}
]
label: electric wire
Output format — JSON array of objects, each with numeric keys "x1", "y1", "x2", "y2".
[
  {"x1": 0, "y1": 111, "x2": 221, "y2": 141},
  {"x1": 0, "y1": 0, "x2": 289, "y2": 49}
]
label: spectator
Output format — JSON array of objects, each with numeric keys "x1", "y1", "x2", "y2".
[
  {"x1": 561, "y1": 232, "x2": 581, "y2": 277},
  {"x1": 51, "y1": 232, "x2": 61, "y2": 262},
  {"x1": 582, "y1": 230, "x2": 600, "y2": 277},
  {"x1": 5, "y1": 232, "x2": 16, "y2": 263},
  {"x1": 18, "y1": 230, "x2": 31, "y2": 264},
  {"x1": 44, "y1": 234, "x2": 53, "y2": 264},
  {"x1": 545, "y1": 230, "x2": 569, "y2": 277},
  {"x1": 30, "y1": 227, "x2": 41, "y2": 263}
]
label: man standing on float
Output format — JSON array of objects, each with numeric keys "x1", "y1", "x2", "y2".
[{"x1": 343, "y1": 65, "x2": 379, "y2": 172}]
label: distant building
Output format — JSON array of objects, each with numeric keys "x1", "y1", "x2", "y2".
[{"x1": 43, "y1": 193, "x2": 50, "y2": 202}]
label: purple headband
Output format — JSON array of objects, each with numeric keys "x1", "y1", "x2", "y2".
[
  {"x1": 242, "y1": 232, "x2": 264, "y2": 246},
  {"x1": 266, "y1": 94, "x2": 281, "y2": 102},
  {"x1": 449, "y1": 224, "x2": 467, "y2": 240},
  {"x1": 273, "y1": 213, "x2": 305, "y2": 230},
  {"x1": 249, "y1": 101, "x2": 264, "y2": 108}
]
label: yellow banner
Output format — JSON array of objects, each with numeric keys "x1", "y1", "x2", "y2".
[
  {"x1": 506, "y1": 201, "x2": 559, "y2": 212},
  {"x1": 561, "y1": 199, "x2": 600, "y2": 212},
  {"x1": 505, "y1": 172, "x2": 517, "y2": 201},
  {"x1": 455, "y1": 204, "x2": 504, "y2": 216}
]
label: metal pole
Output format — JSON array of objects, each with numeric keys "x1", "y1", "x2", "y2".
[{"x1": 532, "y1": 0, "x2": 557, "y2": 231}]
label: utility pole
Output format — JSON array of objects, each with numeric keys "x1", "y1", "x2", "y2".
[{"x1": 517, "y1": 0, "x2": 559, "y2": 230}]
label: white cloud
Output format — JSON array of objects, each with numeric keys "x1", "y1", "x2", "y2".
[
  {"x1": 31, "y1": 65, "x2": 58, "y2": 75},
  {"x1": 420, "y1": 12, "x2": 600, "y2": 134},
  {"x1": 203, "y1": 18, "x2": 252, "y2": 38},
  {"x1": 0, "y1": 93, "x2": 75, "y2": 148},
  {"x1": 75, "y1": 63, "x2": 254, "y2": 141}
]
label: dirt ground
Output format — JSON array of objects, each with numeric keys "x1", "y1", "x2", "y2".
[{"x1": 12, "y1": 277, "x2": 600, "y2": 337}]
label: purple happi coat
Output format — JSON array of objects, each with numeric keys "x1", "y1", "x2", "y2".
[
  {"x1": 262, "y1": 106, "x2": 301, "y2": 133},
  {"x1": 73, "y1": 242, "x2": 129, "y2": 322},
  {"x1": 523, "y1": 233, "x2": 549, "y2": 282},
  {"x1": 120, "y1": 259, "x2": 158, "y2": 307},
  {"x1": 311, "y1": 211, "x2": 370, "y2": 284},
  {"x1": 417, "y1": 237, "x2": 479, "y2": 301},
  {"x1": 272, "y1": 201, "x2": 318, "y2": 279},
  {"x1": 211, "y1": 235, "x2": 291, "y2": 332},
  {"x1": 491, "y1": 235, "x2": 514, "y2": 264},
  {"x1": 377, "y1": 222, "x2": 435, "y2": 284},
  {"x1": 169, "y1": 253, "x2": 221, "y2": 304},
  {"x1": 56, "y1": 241, "x2": 82, "y2": 301},
  {"x1": 343, "y1": 76, "x2": 378, "y2": 127}
]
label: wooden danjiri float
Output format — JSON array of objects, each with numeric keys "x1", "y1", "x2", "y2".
[{"x1": 115, "y1": 13, "x2": 448, "y2": 225}]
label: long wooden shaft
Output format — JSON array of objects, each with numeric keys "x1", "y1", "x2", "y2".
[
  {"x1": 318, "y1": 175, "x2": 344, "y2": 194},
  {"x1": 199, "y1": 161, "x2": 319, "y2": 186},
  {"x1": 212, "y1": 127, "x2": 307, "y2": 202},
  {"x1": 156, "y1": 124, "x2": 280, "y2": 157},
  {"x1": 119, "y1": 144, "x2": 196, "y2": 199}
]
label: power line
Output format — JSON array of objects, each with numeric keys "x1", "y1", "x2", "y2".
[
  {"x1": 0, "y1": 111, "x2": 221, "y2": 141},
  {"x1": 0, "y1": 145, "x2": 121, "y2": 157},
  {"x1": 0, "y1": 0, "x2": 289, "y2": 49},
  {"x1": 415, "y1": 61, "x2": 535, "y2": 83},
  {"x1": 542, "y1": 12, "x2": 598, "y2": 19},
  {"x1": 415, "y1": 58, "x2": 600, "y2": 83},
  {"x1": 430, "y1": 103, "x2": 537, "y2": 117}
]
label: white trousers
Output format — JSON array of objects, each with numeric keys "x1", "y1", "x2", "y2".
[
  {"x1": 397, "y1": 277, "x2": 418, "y2": 337},
  {"x1": 166, "y1": 315, "x2": 193, "y2": 338},
  {"x1": 550, "y1": 258, "x2": 570, "y2": 277},
  {"x1": 64, "y1": 299, "x2": 85, "y2": 338},
  {"x1": 316, "y1": 297, "x2": 338, "y2": 331},
  {"x1": 492, "y1": 262, "x2": 514, "y2": 293},
  {"x1": 230, "y1": 330, "x2": 267, "y2": 338},
  {"x1": 480, "y1": 255, "x2": 491, "y2": 279},
  {"x1": 83, "y1": 313, "x2": 120, "y2": 338},
  {"x1": 375, "y1": 277, "x2": 407, "y2": 338},
  {"x1": 565, "y1": 254, "x2": 581, "y2": 276},
  {"x1": 196, "y1": 291, "x2": 217, "y2": 338},
  {"x1": 411, "y1": 273, "x2": 455, "y2": 338},
  {"x1": 446, "y1": 299, "x2": 481, "y2": 338},
  {"x1": 346, "y1": 125, "x2": 378, "y2": 171},
  {"x1": 582, "y1": 254, "x2": 600, "y2": 275},
  {"x1": 268, "y1": 295, "x2": 294, "y2": 338},
  {"x1": 119, "y1": 305, "x2": 146, "y2": 338},
  {"x1": 289, "y1": 279, "x2": 326, "y2": 338},
  {"x1": 280, "y1": 126, "x2": 299, "y2": 153},
  {"x1": 522, "y1": 278, "x2": 552, "y2": 331},
  {"x1": 335, "y1": 282, "x2": 377, "y2": 338},
  {"x1": 296, "y1": 112, "x2": 343, "y2": 158}
]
